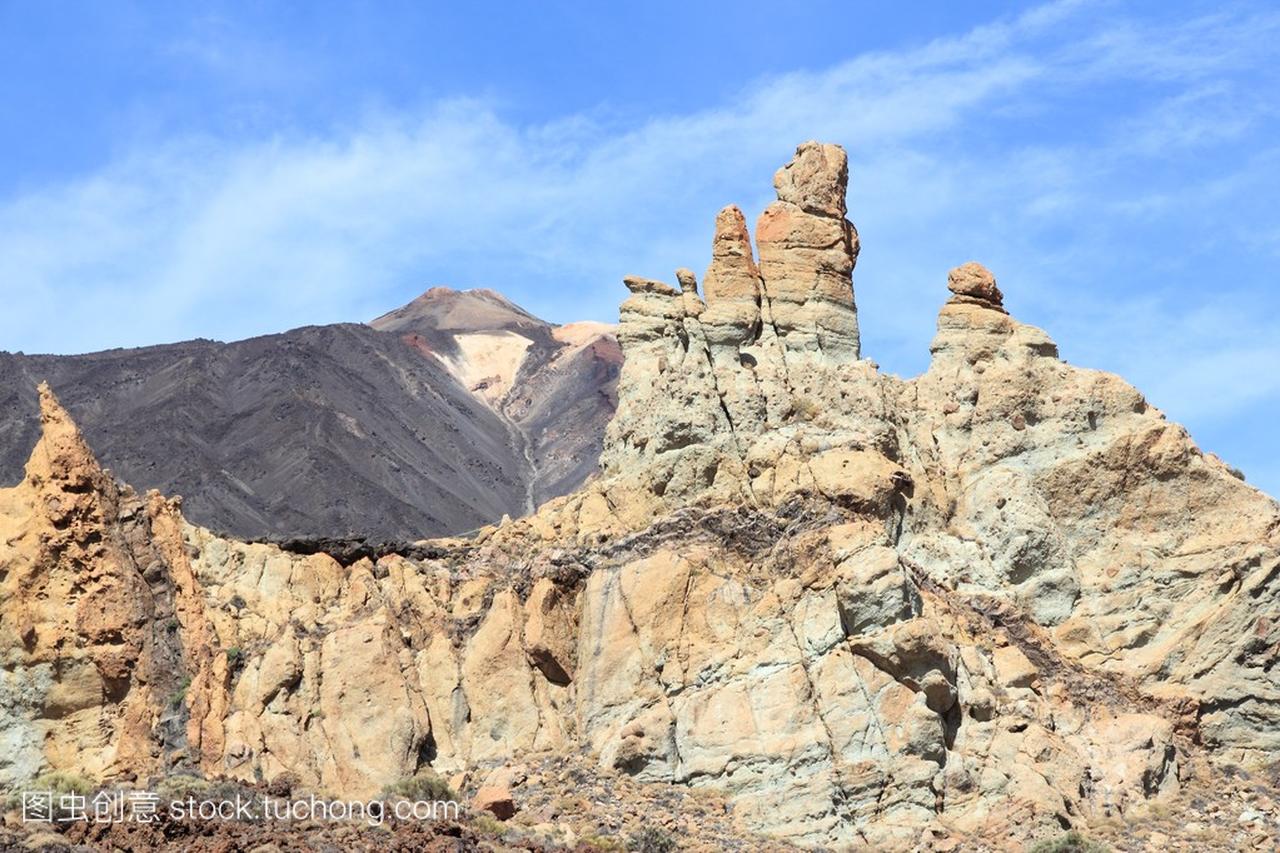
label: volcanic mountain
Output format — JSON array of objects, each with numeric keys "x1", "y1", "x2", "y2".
[{"x1": 0, "y1": 289, "x2": 619, "y2": 542}]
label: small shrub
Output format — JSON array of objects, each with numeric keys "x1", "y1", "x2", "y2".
[
  {"x1": 628, "y1": 824, "x2": 677, "y2": 852},
  {"x1": 582, "y1": 836, "x2": 626, "y2": 852},
  {"x1": 5, "y1": 771, "x2": 96, "y2": 818},
  {"x1": 470, "y1": 812, "x2": 506, "y2": 836},
  {"x1": 169, "y1": 675, "x2": 192, "y2": 709},
  {"x1": 1029, "y1": 831, "x2": 1108, "y2": 853},
  {"x1": 225, "y1": 647, "x2": 242, "y2": 663},
  {"x1": 154, "y1": 774, "x2": 213, "y2": 801},
  {"x1": 30, "y1": 771, "x2": 94, "y2": 796},
  {"x1": 381, "y1": 771, "x2": 456, "y2": 803}
]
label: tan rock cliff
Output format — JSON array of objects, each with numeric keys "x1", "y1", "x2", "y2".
[{"x1": 2, "y1": 143, "x2": 1278, "y2": 850}]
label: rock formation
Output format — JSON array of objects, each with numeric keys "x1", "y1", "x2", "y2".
[
  {"x1": 0, "y1": 385, "x2": 201, "y2": 786},
  {"x1": 757, "y1": 140, "x2": 861, "y2": 361},
  {"x1": 2, "y1": 142, "x2": 1278, "y2": 851}
]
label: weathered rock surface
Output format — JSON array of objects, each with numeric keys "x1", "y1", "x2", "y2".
[
  {"x1": 757, "y1": 140, "x2": 861, "y2": 362},
  {"x1": 2, "y1": 142, "x2": 1278, "y2": 851}
]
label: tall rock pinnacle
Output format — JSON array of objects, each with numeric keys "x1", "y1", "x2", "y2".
[
  {"x1": 755, "y1": 141, "x2": 861, "y2": 361},
  {"x1": 702, "y1": 205, "x2": 762, "y2": 315},
  {"x1": 24, "y1": 382, "x2": 112, "y2": 500},
  {"x1": 601, "y1": 141, "x2": 883, "y2": 509},
  {"x1": 699, "y1": 205, "x2": 773, "y2": 433}
]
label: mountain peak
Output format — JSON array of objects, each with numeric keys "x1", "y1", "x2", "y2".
[{"x1": 370, "y1": 285, "x2": 546, "y2": 336}]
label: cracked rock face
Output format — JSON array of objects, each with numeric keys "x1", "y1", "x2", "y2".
[{"x1": 2, "y1": 142, "x2": 1279, "y2": 851}]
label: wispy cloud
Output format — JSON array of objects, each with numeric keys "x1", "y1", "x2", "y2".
[{"x1": 1, "y1": 1, "x2": 1278, "y2": 492}]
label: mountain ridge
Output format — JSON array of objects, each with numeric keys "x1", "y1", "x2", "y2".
[{"x1": 0, "y1": 287, "x2": 619, "y2": 541}]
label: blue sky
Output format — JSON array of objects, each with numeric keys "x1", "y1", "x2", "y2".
[{"x1": 2, "y1": 0, "x2": 1279, "y2": 497}]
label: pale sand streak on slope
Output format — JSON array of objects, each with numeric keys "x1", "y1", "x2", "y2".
[{"x1": 439, "y1": 331, "x2": 535, "y2": 405}]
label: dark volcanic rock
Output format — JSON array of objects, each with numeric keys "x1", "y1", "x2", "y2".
[
  {"x1": 0, "y1": 289, "x2": 619, "y2": 541},
  {"x1": 260, "y1": 535, "x2": 461, "y2": 566}
]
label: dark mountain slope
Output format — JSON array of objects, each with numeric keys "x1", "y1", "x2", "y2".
[
  {"x1": 0, "y1": 289, "x2": 619, "y2": 541},
  {"x1": 371, "y1": 288, "x2": 622, "y2": 510}
]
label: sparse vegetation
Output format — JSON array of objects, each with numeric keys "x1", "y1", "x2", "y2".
[
  {"x1": 169, "y1": 675, "x2": 192, "y2": 709},
  {"x1": 380, "y1": 770, "x2": 456, "y2": 803},
  {"x1": 155, "y1": 775, "x2": 266, "y2": 809},
  {"x1": 470, "y1": 812, "x2": 506, "y2": 837},
  {"x1": 31, "y1": 771, "x2": 94, "y2": 796},
  {"x1": 154, "y1": 774, "x2": 213, "y2": 801},
  {"x1": 5, "y1": 771, "x2": 96, "y2": 818},
  {"x1": 1029, "y1": 831, "x2": 1109, "y2": 853},
  {"x1": 5, "y1": 768, "x2": 94, "y2": 799},
  {"x1": 628, "y1": 824, "x2": 677, "y2": 852}
]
